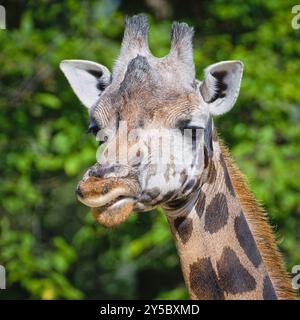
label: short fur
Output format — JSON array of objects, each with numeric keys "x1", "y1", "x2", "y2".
[{"x1": 218, "y1": 136, "x2": 296, "y2": 300}]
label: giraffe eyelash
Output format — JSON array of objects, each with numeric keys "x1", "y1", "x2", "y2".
[
  {"x1": 178, "y1": 126, "x2": 205, "y2": 134},
  {"x1": 87, "y1": 123, "x2": 100, "y2": 136},
  {"x1": 184, "y1": 126, "x2": 205, "y2": 130}
]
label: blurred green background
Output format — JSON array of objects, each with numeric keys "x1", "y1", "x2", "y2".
[{"x1": 0, "y1": 0, "x2": 299, "y2": 299}]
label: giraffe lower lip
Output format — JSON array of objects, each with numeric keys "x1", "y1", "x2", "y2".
[{"x1": 92, "y1": 197, "x2": 135, "y2": 227}]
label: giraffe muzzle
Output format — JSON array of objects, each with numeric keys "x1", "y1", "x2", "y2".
[{"x1": 76, "y1": 176, "x2": 139, "y2": 227}]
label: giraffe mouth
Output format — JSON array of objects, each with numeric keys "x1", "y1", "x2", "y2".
[
  {"x1": 76, "y1": 176, "x2": 139, "y2": 227},
  {"x1": 78, "y1": 193, "x2": 136, "y2": 227}
]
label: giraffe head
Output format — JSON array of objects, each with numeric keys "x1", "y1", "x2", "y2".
[{"x1": 60, "y1": 15, "x2": 243, "y2": 227}]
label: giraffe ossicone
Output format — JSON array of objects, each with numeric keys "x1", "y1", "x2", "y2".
[{"x1": 60, "y1": 15, "x2": 296, "y2": 300}]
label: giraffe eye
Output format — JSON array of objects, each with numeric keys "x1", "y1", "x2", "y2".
[
  {"x1": 175, "y1": 118, "x2": 204, "y2": 132},
  {"x1": 87, "y1": 123, "x2": 99, "y2": 136},
  {"x1": 178, "y1": 125, "x2": 205, "y2": 134},
  {"x1": 184, "y1": 125, "x2": 205, "y2": 130}
]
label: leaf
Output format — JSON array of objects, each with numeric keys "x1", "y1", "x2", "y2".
[{"x1": 35, "y1": 93, "x2": 61, "y2": 109}]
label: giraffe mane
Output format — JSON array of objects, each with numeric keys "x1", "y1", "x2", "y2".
[{"x1": 218, "y1": 136, "x2": 297, "y2": 300}]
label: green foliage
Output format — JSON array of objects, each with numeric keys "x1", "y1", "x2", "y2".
[{"x1": 0, "y1": 0, "x2": 299, "y2": 299}]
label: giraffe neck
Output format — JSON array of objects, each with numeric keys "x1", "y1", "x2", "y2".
[{"x1": 165, "y1": 138, "x2": 279, "y2": 300}]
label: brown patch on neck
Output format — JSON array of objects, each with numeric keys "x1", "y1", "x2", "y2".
[
  {"x1": 217, "y1": 247, "x2": 256, "y2": 295},
  {"x1": 189, "y1": 257, "x2": 225, "y2": 300},
  {"x1": 207, "y1": 159, "x2": 217, "y2": 184},
  {"x1": 195, "y1": 190, "x2": 206, "y2": 218},
  {"x1": 219, "y1": 141, "x2": 297, "y2": 300},
  {"x1": 174, "y1": 216, "x2": 193, "y2": 244},
  {"x1": 204, "y1": 192, "x2": 229, "y2": 234}
]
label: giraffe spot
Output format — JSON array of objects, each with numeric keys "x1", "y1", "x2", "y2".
[
  {"x1": 207, "y1": 160, "x2": 217, "y2": 184},
  {"x1": 204, "y1": 193, "x2": 229, "y2": 234},
  {"x1": 204, "y1": 147, "x2": 209, "y2": 169},
  {"x1": 234, "y1": 213, "x2": 262, "y2": 268},
  {"x1": 219, "y1": 153, "x2": 235, "y2": 196},
  {"x1": 174, "y1": 216, "x2": 193, "y2": 244},
  {"x1": 182, "y1": 179, "x2": 195, "y2": 194},
  {"x1": 162, "y1": 190, "x2": 175, "y2": 202},
  {"x1": 217, "y1": 247, "x2": 256, "y2": 294},
  {"x1": 189, "y1": 257, "x2": 224, "y2": 300},
  {"x1": 195, "y1": 190, "x2": 206, "y2": 219},
  {"x1": 136, "y1": 149, "x2": 141, "y2": 158},
  {"x1": 166, "y1": 196, "x2": 188, "y2": 209},
  {"x1": 262, "y1": 275, "x2": 277, "y2": 300},
  {"x1": 138, "y1": 119, "x2": 144, "y2": 128}
]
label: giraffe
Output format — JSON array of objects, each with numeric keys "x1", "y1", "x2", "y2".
[{"x1": 60, "y1": 15, "x2": 296, "y2": 300}]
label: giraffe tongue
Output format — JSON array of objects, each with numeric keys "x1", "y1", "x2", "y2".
[{"x1": 91, "y1": 198, "x2": 134, "y2": 227}]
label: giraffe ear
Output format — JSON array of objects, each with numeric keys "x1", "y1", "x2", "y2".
[
  {"x1": 60, "y1": 60, "x2": 111, "y2": 109},
  {"x1": 199, "y1": 60, "x2": 243, "y2": 116}
]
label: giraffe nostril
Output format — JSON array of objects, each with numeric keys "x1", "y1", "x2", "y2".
[
  {"x1": 89, "y1": 169, "x2": 101, "y2": 177},
  {"x1": 88, "y1": 163, "x2": 103, "y2": 177},
  {"x1": 76, "y1": 185, "x2": 84, "y2": 198}
]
